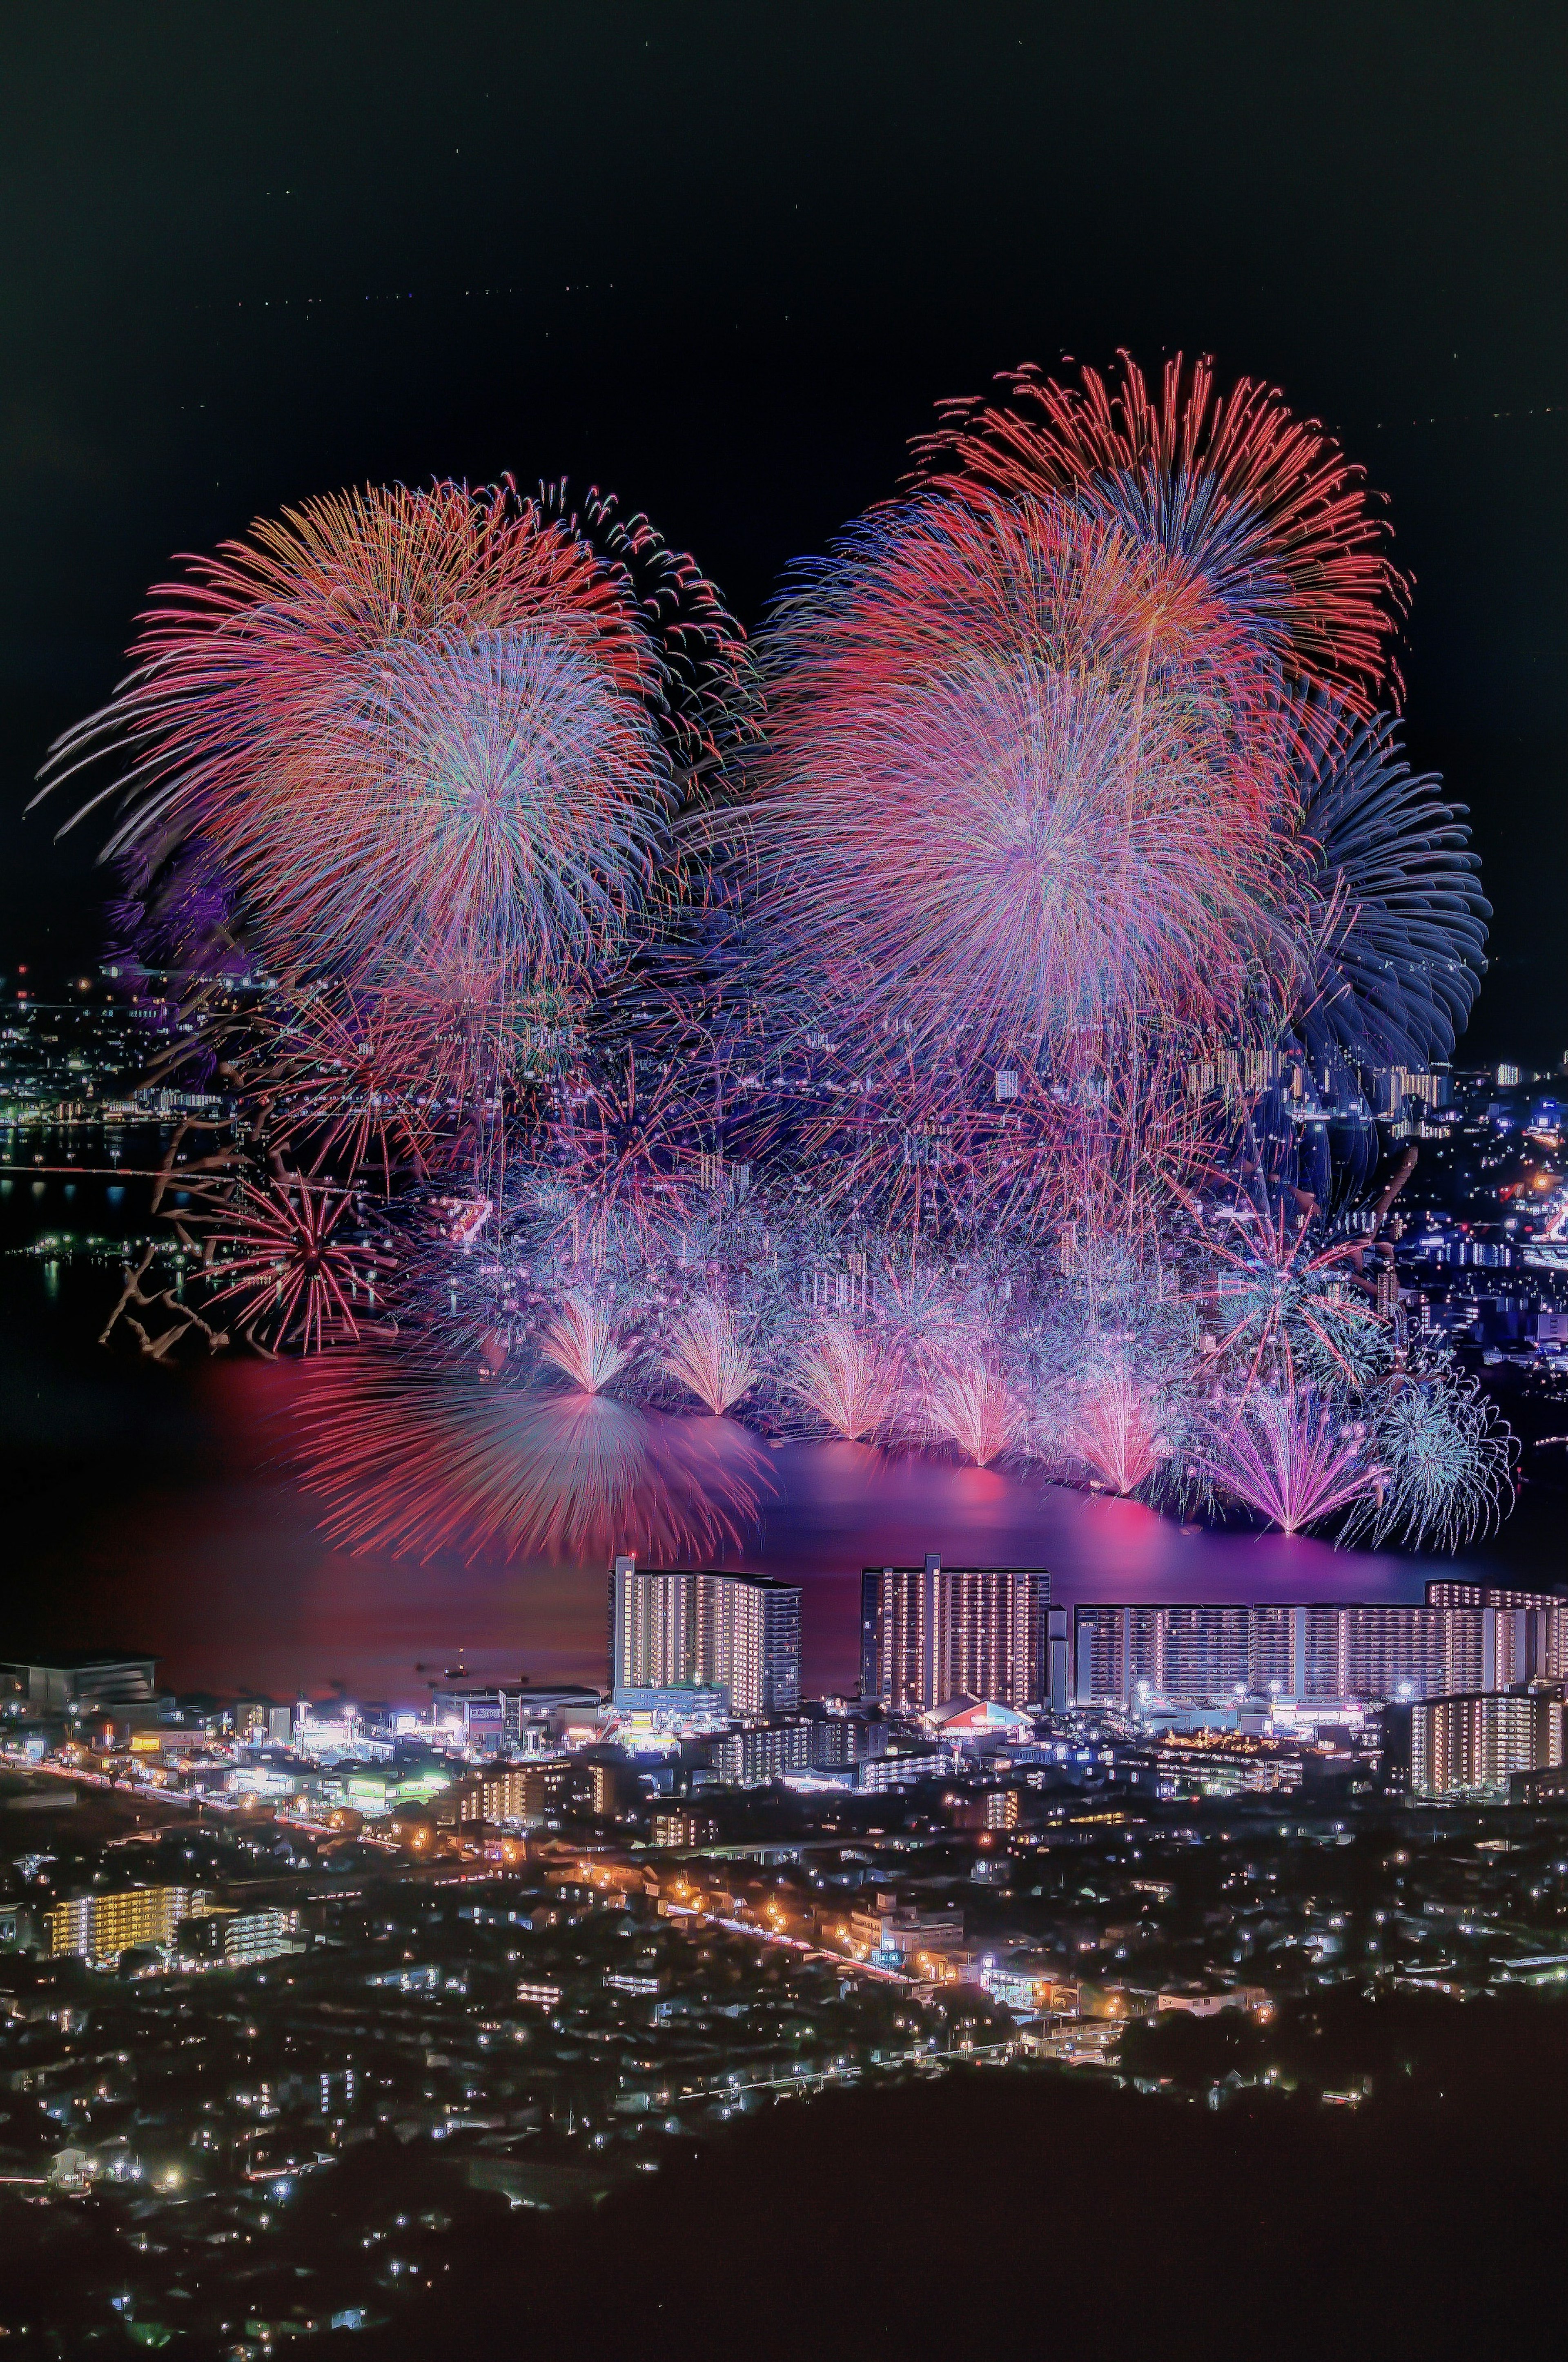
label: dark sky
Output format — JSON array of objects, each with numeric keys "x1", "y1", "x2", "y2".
[{"x1": 2, "y1": 2, "x2": 1564, "y2": 1055}]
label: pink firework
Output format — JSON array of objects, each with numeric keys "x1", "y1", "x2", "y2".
[
  {"x1": 1200, "y1": 1383, "x2": 1379, "y2": 1535},
  {"x1": 924, "y1": 1356, "x2": 1023, "y2": 1468},
  {"x1": 296, "y1": 1360, "x2": 771, "y2": 1563},
  {"x1": 784, "y1": 1319, "x2": 904, "y2": 1443},
  {"x1": 1062, "y1": 1363, "x2": 1171, "y2": 1495},
  {"x1": 916, "y1": 352, "x2": 1406, "y2": 713},
  {"x1": 661, "y1": 1298, "x2": 760, "y2": 1415},
  {"x1": 536, "y1": 1291, "x2": 637, "y2": 1394},
  {"x1": 758, "y1": 488, "x2": 1287, "y2": 1059},
  {"x1": 196, "y1": 1170, "x2": 390, "y2": 1354}
]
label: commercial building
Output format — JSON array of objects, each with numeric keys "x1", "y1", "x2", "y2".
[
  {"x1": 428, "y1": 1682, "x2": 603, "y2": 1750},
  {"x1": 46, "y1": 1885, "x2": 211, "y2": 1963},
  {"x1": 1075, "y1": 1582, "x2": 1568, "y2": 1710},
  {"x1": 860, "y1": 1556, "x2": 1050, "y2": 1711},
  {"x1": 234, "y1": 1701, "x2": 294, "y2": 1746},
  {"x1": 1411, "y1": 1686, "x2": 1566, "y2": 1799},
  {"x1": 610, "y1": 1559, "x2": 801, "y2": 1716}
]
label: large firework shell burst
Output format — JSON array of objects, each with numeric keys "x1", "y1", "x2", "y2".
[
  {"x1": 39, "y1": 478, "x2": 744, "y2": 997},
  {"x1": 1286, "y1": 707, "x2": 1489, "y2": 1069},
  {"x1": 754, "y1": 486, "x2": 1295, "y2": 1067}
]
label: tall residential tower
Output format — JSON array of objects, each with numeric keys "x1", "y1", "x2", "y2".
[
  {"x1": 610, "y1": 1559, "x2": 801, "y2": 1717},
  {"x1": 860, "y1": 1556, "x2": 1050, "y2": 1711}
]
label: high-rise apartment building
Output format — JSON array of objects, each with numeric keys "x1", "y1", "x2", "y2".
[
  {"x1": 860, "y1": 1557, "x2": 1049, "y2": 1711},
  {"x1": 1074, "y1": 1584, "x2": 1568, "y2": 1710},
  {"x1": 1411, "y1": 1686, "x2": 1566, "y2": 1798},
  {"x1": 610, "y1": 1559, "x2": 801, "y2": 1716}
]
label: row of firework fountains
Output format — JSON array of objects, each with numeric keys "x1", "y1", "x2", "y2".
[{"x1": 40, "y1": 352, "x2": 1511, "y2": 1559}]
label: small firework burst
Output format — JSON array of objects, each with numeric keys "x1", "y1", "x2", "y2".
[{"x1": 193, "y1": 1168, "x2": 392, "y2": 1354}]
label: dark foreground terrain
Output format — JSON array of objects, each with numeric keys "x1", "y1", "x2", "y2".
[{"x1": 340, "y1": 1988, "x2": 1561, "y2": 2362}]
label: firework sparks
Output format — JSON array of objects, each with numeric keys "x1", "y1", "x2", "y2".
[
  {"x1": 916, "y1": 351, "x2": 1407, "y2": 712},
  {"x1": 194, "y1": 1169, "x2": 392, "y2": 1354},
  {"x1": 1199, "y1": 1382, "x2": 1379, "y2": 1536},
  {"x1": 296, "y1": 1358, "x2": 772, "y2": 1562},
  {"x1": 924, "y1": 1354, "x2": 1023, "y2": 1467},
  {"x1": 660, "y1": 1297, "x2": 760, "y2": 1415},
  {"x1": 756, "y1": 488, "x2": 1285, "y2": 1062},
  {"x1": 783, "y1": 1318, "x2": 903, "y2": 1443},
  {"x1": 535, "y1": 1290, "x2": 638, "y2": 1395}
]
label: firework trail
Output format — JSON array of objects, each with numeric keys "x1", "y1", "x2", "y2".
[
  {"x1": 193, "y1": 1169, "x2": 392, "y2": 1355},
  {"x1": 915, "y1": 352, "x2": 1406, "y2": 712},
  {"x1": 783, "y1": 1318, "x2": 904, "y2": 1443},
  {"x1": 535, "y1": 1290, "x2": 638, "y2": 1394},
  {"x1": 1057, "y1": 1361, "x2": 1173, "y2": 1496},
  {"x1": 297, "y1": 1358, "x2": 771, "y2": 1562},
  {"x1": 923, "y1": 1353, "x2": 1023, "y2": 1467},
  {"x1": 224, "y1": 987, "x2": 437, "y2": 1189}
]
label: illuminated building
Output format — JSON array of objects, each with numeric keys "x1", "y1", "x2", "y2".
[
  {"x1": 982, "y1": 1954, "x2": 1064, "y2": 2014},
  {"x1": 1074, "y1": 1588, "x2": 1568, "y2": 1709},
  {"x1": 177, "y1": 1906, "x2": 301, "y2": 1967},
  {"x1": 845, "y1": 1899, "x2": 967, "y2": 1964},
  {"x1": 650, "y1": 1806, "x2": 719, "y2": 1849},
  {"x1": 1411, "y1": 1685, "x2": 1566, "y2": 1799},
  {"x1": 610, "y1": 1558, "x2": 801, "y2": 1716},
  {"x1": 234, "y1": 1700, "x2": 293, "y2": 1746},
  {"x1": 441, "y1": 1765, "x2": 543, "y2": 1825},
  {"x1": 707, "y1": 1718, "x2": 813, "y2": 1787},
  {"x1": 45, "y1": 1885, "x2": 211, "y2": 1962},
  {"x1": 860, "y1": 1556, "x2": 1050, "y2": 1710},
  {"x1": 430, "y1": 1682, "x2": 602, "y2": 1750},
  {"x1": 438, "y1": 1762, "x2": 580, "y2": 1826}
]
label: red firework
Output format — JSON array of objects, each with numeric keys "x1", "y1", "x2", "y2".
[
  {"x1": 294, "y1": 1357, "x2": 772, "y2": 1562},
  {"x1": 915, "y1": 352, "x2": 1406, "y2": 714},
  {"x1": 230, "y1": 988, "x2": 437, "y2": 1188},
  {"x1": 194, "y1": 1169, "x2": 391, "y2": 1353}
]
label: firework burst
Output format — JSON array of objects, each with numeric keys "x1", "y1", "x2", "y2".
[
  {"x1": 783, "y1": 1318, "x2": 904, "y2": 1443},
  {"x1": 916, "y1": 352, "x2": 1406, "y2": 711},
  {"x1": 1288, "y1": 708, "x2": 1489, "y2": 1068},
  {"x1": 194, "y1": 1169, "x2": 392, "y2": 1354},
  {"x1": 660, "y1": 1297, "x2": 760, "y2": 1415},
  {"x1": 296, "y1": 1357, "x2": 772, "y2": 1562},
  {"x1": 756, "y1": 487, "x2": 1287, "y2": 1064},
  {"x1": 1199, "y1": 1381, "x2": 1379, "y2": 1535}
]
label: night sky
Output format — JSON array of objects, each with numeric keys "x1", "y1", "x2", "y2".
[{"x1": 2, "y1": 2, "x2": 1565, "y2": 1050}]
